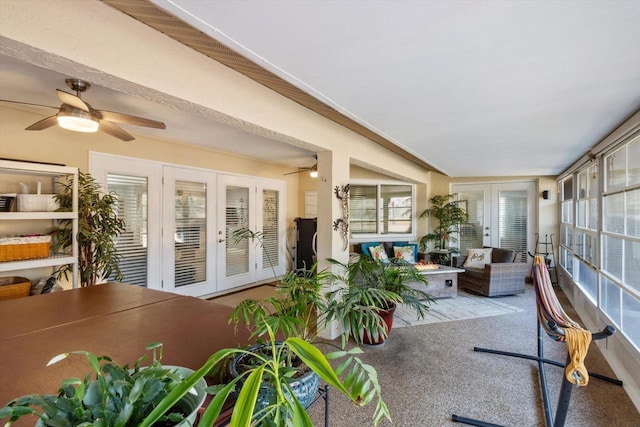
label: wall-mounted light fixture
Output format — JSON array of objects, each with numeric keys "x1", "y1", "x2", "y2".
[{"x1": 541, "y1": 190, "x2": 550, "y2": 200}]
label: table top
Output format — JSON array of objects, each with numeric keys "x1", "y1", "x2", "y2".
[
  {"x1": 415, "y1": 264, "x2": 464, "y2": 275},
  {"x1": 0, "y1": 283, "x2": 251, "y2": 421}
]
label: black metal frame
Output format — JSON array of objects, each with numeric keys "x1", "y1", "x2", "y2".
[{"x1": 452, "y1": 322, "x2": 622, "y2": 427}]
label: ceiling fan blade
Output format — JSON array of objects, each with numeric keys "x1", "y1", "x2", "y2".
[
  {"x1": 283, "y1": 168, "x2": 311, "y2": 176},
  {"x1": 25, "y1": 115, "x2": 59, "y2": 131},
  {"x1": 98, "y1": 120, "x2": 135, "y2": 141},
  {"x1": 57, "y1": 89, "x2": 90, "y2": 112},
  {"x1": 0, "y1": 99, "x2": 58, "y2": 110},
  {"x1": 95, "y1": 109, "x2": 166, "y2": 129}
]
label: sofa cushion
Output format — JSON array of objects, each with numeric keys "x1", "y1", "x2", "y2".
[
  {"x1": 368, "y1": 244, "x2": 390, "y2": 262},
  {"x1": 359, "y1": 242, "x2": 380, "y2": 258},
  {"x1": 463, "y1": 248, "x2": 492, "y2": 268},
  {"x1": 491, "y1": 247, "x2": 517, "y2": 263},
  {"x1": 393, "y1": 245, "x2": 417, "y2": 263}
]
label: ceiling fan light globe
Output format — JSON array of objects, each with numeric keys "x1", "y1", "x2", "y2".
[
  {"x1": 57, "y1": 111, "x2": 99, "y2": 133},
  {"x1": 309, "y1": 170, "x2": 318, "y2": 178}
]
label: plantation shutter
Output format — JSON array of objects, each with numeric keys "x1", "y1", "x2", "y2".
[
  {"x1": 498, "y1": 190, "x2": 528, "y2": 262},
  {"x1": 226, "y1": 186, "x2": 250, "y2": 277},
  {"x1": 456, "y1": 191, "x2": 484, "y2": 254},
  {"x1": 107, "y1": 174, "x2": 148, "y2": 286},
  {"x1": 174, "y1": 180, "x2": 207, "y2": 287},
  {"x1": 262, "y1": 189, "x2": 279, "y2": 270},
  {"x1": 350, "y1": 185, "x2": 378, "y2": 234}
]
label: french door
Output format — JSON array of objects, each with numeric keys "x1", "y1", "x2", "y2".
[
  {"x1": 162, "y1": 166, "x2": 216, "y2": 296},
  {"x1": 452, "y1": 182, "x2": 536, "y2": 265},
  {"x1": 217, "y1": 174, "x2": 286, "y2": 292},
  {"x1": 91, "y1": 153, "x2": 286, "y2": 297}
]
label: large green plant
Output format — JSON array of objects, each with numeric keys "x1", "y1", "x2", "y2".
[
  {"x1": 419, "y1": 194, "x2": 468, "y2": 253},
  {"x1": 0, "y1": 343, "x2": 201, "y2": 427},
  {"x1": 223, "y1": 229, "x2": 390, "y2": 426},
  {"x1": 140, "y1": 324, "x2": 391, "y2": 427},
  {"x1": 51, "y1": 171, "x2": 125, "y2": 287},
  {"x1": 324, "y1": 255, "x2": 433, "y2": 346}
]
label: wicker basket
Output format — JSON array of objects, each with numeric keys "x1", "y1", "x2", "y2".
[
  {"x1": 0, "y1": 235, "x2": 51, "y2": 262},
  {"x1": 0, "y1": 276, "x2": 31, "y2": 301}
]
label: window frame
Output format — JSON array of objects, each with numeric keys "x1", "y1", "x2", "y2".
[{"x1": 349, "y1": 180, "x2": 416, "y2": 243}]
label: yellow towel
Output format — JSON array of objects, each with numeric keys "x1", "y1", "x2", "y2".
[{"x1": 564, "y1": 327, "x2": 592, "y2": 386}]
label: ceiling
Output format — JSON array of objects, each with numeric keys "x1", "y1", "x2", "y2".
[
  {"x1": 2, "y1": 1, "x2": 640, "y2": 177},
  {"x1": 147, "y1": 0, "x2": 640, "y2": 177}
]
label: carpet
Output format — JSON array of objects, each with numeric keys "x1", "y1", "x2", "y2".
[{"x1": 392, "y1": 291, "x2": 524, "y2": 328}]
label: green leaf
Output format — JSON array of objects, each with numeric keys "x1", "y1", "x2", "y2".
[{"x1": 230, "y1": 365, "x2": 264, "y2": 427}]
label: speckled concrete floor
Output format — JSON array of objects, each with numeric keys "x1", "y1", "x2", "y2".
[{"x1": 307, "y1": 285, "x2": 639, "y2": 427}]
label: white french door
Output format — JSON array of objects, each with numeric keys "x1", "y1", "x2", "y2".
[
  {"x1": 162, "y1": 166, "x2": 216, "y2": 296},
  {"x1": 453, "y1": 181, "x2": 536, "y2": 265},
  {"x1": 217, "y1": 174, "x2": 256, "y2": 291},
  {"x1": 92, "y1": 153, "x2": 286, "y2": 297},
  {"x1": 217, "y1": 174, "x2": 286, "y2": 291}
]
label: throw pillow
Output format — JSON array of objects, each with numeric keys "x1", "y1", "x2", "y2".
[
  {"x1": 463, "y1": 248, "x2": 492, "y2": 268},
  {"x1": 368, "y1": 244, "x2": 389, "y2": 262},
  {"x1": 393, "y1": 245, "x2": 417, "y2": 263}
]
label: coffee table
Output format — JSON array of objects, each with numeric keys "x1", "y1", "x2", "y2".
[{"x1": 413, "y1": 265, "x2": 464, "y2": 298}]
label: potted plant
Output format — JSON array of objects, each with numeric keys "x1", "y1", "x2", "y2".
[
  {"x1": 50, "y1": 171, "x2": 126, "y2": 287},
  {"x1": 0, "y1": 342, "x2": 206, "y2": 426},
  {"x1": 324, "y1": 255, "x2": 434, "y2": 348},
  {"x1": 197, "y1": 228, "x2": 389, "y2": 426},
  {"x1": 136, "y1": 322, "x2": 390, "y2": 427},
  {"x1": 419, "y1": 194, "x2": 468, "y2": 263}
]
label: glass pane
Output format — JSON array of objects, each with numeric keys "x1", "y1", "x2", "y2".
[
  {"x1": 605, "y1": 146, "x2": 626, "y2": 192},
  {"x1": 600, "y1": 275, "x2": 621, "y2": 327},
  {"x1": 577, "y1": 170, "x2": 588, "y2": 199},
  {"x1": 626, "y1": 189, "x2": 640, "y2": 237},
  {"x1": 226, "y1": 186, "x2": 250, "y2": 276},
  {"x1": 603, "y1": 193, "x2": 624, "y2": 233},
  {"x1": 262, "y1": 189, "x2": 279, "y2": 270},
  {"x1": 561, "y1": 200, "x2": 573, "y2": 224},
  {"x1": 562, "y1": 176, "x2": 573, "y2": 201},
  {"x1": 624, "y1": 240, "x2": 640, "y2": 291},
  {"x1": 622, "y1": 291, "x2": 640, "y2": 351},
  {"x1": 602, "y1": 235, "x2": 623, "y2": 281},
  {"x1": 350, "y1": 185, "x2": 377, "y2": 234},
  {"x1": 457, "y1": 191, "x2": 484, "y2": 255},
  {"x1": 380, "y1": 184, "x2": 412, "y2": 234},
  {"x1": 589, "y1": 198, "x2": 598, "y2": 231},
  {"x1": 576, "y1": 200, "x2": 587, "y2": 228},
  {"x1": 575, "y1": 231, "x2": 584, "y2": 259},
  {"x1": 174, "y1": 181, "x2": 206, "y2": 287},
  {"x1": 107, "y1": 174, "x2": 148, "y2": 286},
  {"x1": 498, "y1": 190, "x2": 527, "y2": 262},
  {"x1": 628, "y1": 138, "x2": 640, "y2": 186},
  {"x1": 575, "y1": 260, "x2": 596, "y2": 302}
]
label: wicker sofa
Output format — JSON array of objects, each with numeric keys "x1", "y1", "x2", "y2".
[{"x1": 453, "y1": 247, "x2": 527, "y2": 297}]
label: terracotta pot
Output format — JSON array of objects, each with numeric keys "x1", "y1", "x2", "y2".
[{"x1": 363, "y1": 303, "x2": 396, "y2": 348}]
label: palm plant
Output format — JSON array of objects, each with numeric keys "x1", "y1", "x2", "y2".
[
  {"x1": 324, "y1": 255, "x2": 434, "y2": 346},
  {"x1": 419, "y1": 194, "x2": 468, "y2": 254}
]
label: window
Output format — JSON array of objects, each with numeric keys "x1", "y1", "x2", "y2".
[
  {"x1": 600, "y1": 134, "x2": 640, "y2": 351},
  {"x1": 350, "y1": 182, "x2": 414, "y2": 239}
]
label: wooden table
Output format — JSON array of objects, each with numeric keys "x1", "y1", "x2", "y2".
[{"x1": 0, "y1": 283, "x2": 251, "y2": 421}]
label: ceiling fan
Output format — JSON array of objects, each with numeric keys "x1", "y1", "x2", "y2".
[
  {"x1": 0, "y1": 78, "x2": 166, "y2": 141},
  {"x1": 284, "y1": 156, "x2": 318, "y2": 177}
]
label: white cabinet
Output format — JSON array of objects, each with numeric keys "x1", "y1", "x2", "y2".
[{"x1": 0, "y1": 160, "x2": 79, "y2": 288}]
